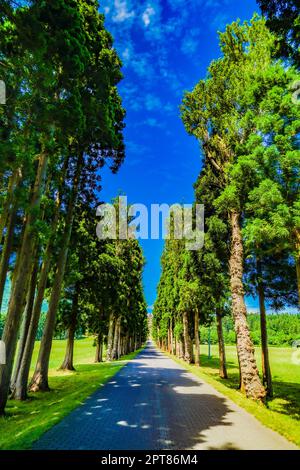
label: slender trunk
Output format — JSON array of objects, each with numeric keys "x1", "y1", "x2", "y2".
[
  {"x1": 10, "y1": 253, "x2": 39, "y2": 395},
  {"x1": 106, "y1": 313, "x2": 114, "y2": 361},
  {"x1": 179, "y1": 338, "x2": 184, "y2": 359},
  {"x1": 112, "y1": 317, "x2": 120, "y2": 360},
  {"x1": 296, "y1": 256, "x2": 300, "y2": 305},
  {"x1": 94, "y1": 333, "x2": 103, "y2": 363},
  {"x1": 229, "y1": 210, "x2": 265, "y2": 401},
  {"x1": 59, "y1": 292, "x2": 78, "y2": 371},
  {"x1": 29, "y1": 156, "x2": 82, "y2": 393},
  {"x1": 216, "y1": 309, "x2": 228, "y2": 379},
  {"x1": 0, "y1": 203, "x2": 17, "y2": 311},
  {"x1": 0, "y1": 152, "x2": 48, "y2": 414},
  {"x1": 134, "y1": 333, "x2": 137, "y2": 351},
  {"x1": 294, "y1": 230, "x2": 300, "y2": 305},
  {"x1": 194, "y1": 308, "x2": 200, "y2": 366},
  {"x1": 0, "y1": 169, "x2": 20, "y2": 242},
  {"x1": 170, "y1": 321, "x2": 174, "y2": 355},
  {"x1": 13, "y1": 159, "x2": 69, "y2": 399},
  {"x1": 59, "y1": 328, "x2": 75, "y2": 372},
  {"x1": 118, "y1": 334, "x2": 122, "y2": 359},
  {"x1": 257, "y1": 259, "x2": 273, "y2": 397},
  {"x1": 182, "y1": 311, "x2": 192, "y2": 363}
]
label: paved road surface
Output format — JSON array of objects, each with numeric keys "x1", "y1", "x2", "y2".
[{"x1": 33, "y1": 341, "x2": 298, "y2": 450}]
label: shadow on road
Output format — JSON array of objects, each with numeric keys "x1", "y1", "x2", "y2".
[{"x1": 33, "y1": 342, "x2": 236, "y2": 450}]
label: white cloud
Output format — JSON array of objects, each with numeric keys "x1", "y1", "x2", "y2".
[
  {"x1": 122, "y1": 47, "x2": 131, "y2": 62},
  {"x1": 145, "y1": 94, "x2": 162, "y2": 111},
  {"x1": 112, "y1": 0, "x2": 135, "y2": 23},
  {"x1": 181, "y1": 37, "x2": 198, "y2": 55},
  {"x1": 142, "y1": 5, "x2": 156, "y2": 27}
]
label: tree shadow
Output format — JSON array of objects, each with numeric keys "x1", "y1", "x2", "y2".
[
  {"x1": 207, "y1": 442, "x2": 240, "y2": 450},
  {"x1": 267, "y1": 380, "x2": 300, "y2": 421},
  {"x1": 32, "y1": 344, "x2": 236, "y2": 450}
]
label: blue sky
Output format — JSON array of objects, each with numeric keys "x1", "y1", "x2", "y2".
[{"x1": 99, "y1": 0, "x2": 259, "y2": 311}]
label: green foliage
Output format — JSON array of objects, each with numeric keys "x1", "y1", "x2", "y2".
[
  {"x1": 201, "y1": 314, "x2": 300, "y2": 346},
  {"x1": 257, "y1": 0, "x2": 300, "y2": 68}
]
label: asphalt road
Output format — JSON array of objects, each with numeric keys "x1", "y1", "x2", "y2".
[{"x1": 33, "y1": 341, "x2": 298, "y2": 450}]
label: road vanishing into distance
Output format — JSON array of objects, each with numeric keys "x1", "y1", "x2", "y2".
[{"x1": 33, "y1": 342, "x2": 297, "y2": 450}]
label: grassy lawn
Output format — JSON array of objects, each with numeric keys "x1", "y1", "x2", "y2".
[
  {"x1": 0, "y1": 338, "x2": 142, "y2": 450},
  {"x1": 170, "y1": 344, "x2": 300, "y2": 447}
]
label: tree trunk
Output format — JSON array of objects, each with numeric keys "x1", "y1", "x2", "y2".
[
  {"x1": 175, "y1": 338, "x2": 178, "y2": 357},
  {"x1": 10, "y1": 253, "x2": 39, "y2": 396},
  {"x1": 182, "y1": 311, "x2": 192, "y2": 363},
  {"x1": 134, "y1": 333, "x2": 137, "y2": 351},
  {"x1": 118, "y1": 328, "x2": 124, "y2": 359},
  {"x1": 257, "y1": 259, "x2": 273, "y2": 397},
  {"x1": 170, "y1": 321, "x2": 174, "y2": 355},
  {"x1": 296, "y1": 256, "x2": 300, "y2": 305},
  {"x1": 0, "y1": 168, "x2": 20, "y2": 242},
  {"x1": 59, "y1": 327, "x2": 75, "y2": 372},
  {"x1": 112, "y1": 317, "x2": 121, "y2": 360},
  {"x1": 12, "y1": 159, "x2": 69, "y2": 399},
  {"x1": 106, "y1": 313, "x2": 114, "y2": 361},
  {"x1": 229, "y1": 210, "x2": 265, "y2": 401},
  {"x1": 94, "y1": 333, "x2": 103, "y2": 363},
  {"x1": 0, "y1": 203, "x2": 18, "y2": 312},
  {"x1": 178, "y1": 338, "x2": 184, "y2": 359},
  {"x1": 167, "y1": 326, "x2": 171, "y2": 353},
  {"x1": 194, "y1": 308, "x2": 200, "y2": 366},
  {"x1": 29, "y1": 156, "x2": 82, "y2": 393},
  {"x1": 216, "y1": 309, "x2": 228, "y2": 379},
  {"x1": 59, "y1": 292, "x2": 78, "y2": 371},
  {"x1": 0, "y1": 152, "x2": 48, "y2": 414},
  {"x1": 294, "y1": 230, "x2": 300, "y2": 305}
]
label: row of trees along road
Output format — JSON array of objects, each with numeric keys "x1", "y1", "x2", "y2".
[
  {"x1": 153, "y1": 15, "x2": 299, "y2": 402},
  {"x1": 0, "y1": 1, "x2": 147, "y2": 415}
]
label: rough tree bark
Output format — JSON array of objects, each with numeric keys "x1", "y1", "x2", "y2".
[
  {"x1": 170, "y1": 321, "x2": 174, "y2": 355},
  {"x1": 13, "y1": 159, "x2": 69, "y2": 399},
  {"x1": 182, "y1": 311, "x2": 193, "y2": 363},
  {"x1": 29, "y1": 156, "x2": 82, "y2": 393},
  {"x1": 0, "y1": 202, "x2": 17, "y2": 311},
  {"x1": 229, "y1": 210, "x2": 266, "y2": 401},
  {"x1": 0, "y1": 152, "x2": 48, "y2": 414},
  {"x1": 178, "y1": 338, "x2": 184, "y2": 360},
  {"x1": 59, "y1": 291, "x2": 79, "y2": 371},
  {"x1": 216, "y1": 309, "x2": 228, "y2": 379},
  {"x1": 194, "y1": 308, "x2": 200, "y2": 366},
  {"x1": 106, "y1": 313, "x2": 115, "y2": 361},
  {"x1": 167, "y1": 326, "x2": 171, "y2": 353},
  {"x1": 94, "y1": 333, "x2": 103, "y2": 363},
  {"x1": 257, "y1": 259, "x2": 273, "y2": 397},
  {"x1": 117, "y1": 330, "x2": 122, "y2": 359},
  {"x1": 294, "y1": 229, "x2": 300, "y2": 305},
  {"x1": 0, "y1": 168, "x2": 20, "y2": 242},
  {"x1": 10, "y1": 253, "x2": 39, "y2": 395},
  {"x1": 112, "y1": 317, "x2": 121, "y2": 360}
]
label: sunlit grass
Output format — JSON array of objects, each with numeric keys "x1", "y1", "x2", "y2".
[
  {"x1": 0, "y1": 338, "x2": 142, "y2": 450},
  {"x1": 170, "y1": 344, "x2": 300, "y2": 447}
]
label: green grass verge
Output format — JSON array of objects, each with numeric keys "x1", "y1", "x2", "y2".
[
  {"x1": 167, "y1": 344, "x2": 300, "y2": 448},
  {"x1": 0, "y1": 338, "x2": 143, "y2": 450}
]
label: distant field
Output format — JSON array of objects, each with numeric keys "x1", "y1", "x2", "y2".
[
  {"x1": 0, "y1": 338, "x2": 141, "y2": 450},
  {"x1": 173, "y1": 344, "x2": 300, "y2": 447}
]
